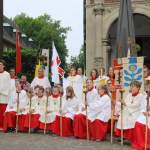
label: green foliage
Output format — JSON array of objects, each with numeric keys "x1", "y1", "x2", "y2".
[
  {"x1": 14, "y1": 13, "x2": 70, "y2": 67},
  {"x1": 70, "y1": 45, "x2": 85, "y2": 70},
  {"x1": 3, "y1": 48, "x2": 38, "y2": 82}
]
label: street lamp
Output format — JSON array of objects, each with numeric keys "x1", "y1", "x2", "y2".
[{"x1": 0, "y1": 0, "x2": 3, "y2": 57}]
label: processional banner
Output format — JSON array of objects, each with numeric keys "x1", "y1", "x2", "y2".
[{"x1": 122, "y1": 57, "x2": 144, "y2": 97}]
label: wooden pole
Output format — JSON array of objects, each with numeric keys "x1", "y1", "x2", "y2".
[
  {"x1": 121, "y1": 102, "x2": 124, "y2": 145},
  {"x1": 85, "y1": 92, "x2": 89, "y2": 140},
  {"x1": 120, "y1": 89, "x2": 125, "y2": 146},
  {"x1": 59, "y1": 96, "x2": 63, "y2": 136},
  {"x1": 110, "y1": 88, "x2": 116, "y2": 144},
  {"x1": 144, "y1": 95, "x2": 149, "y2": 150},
  {"x1": 28, "y1": 91, "x2": 32, "y2": 134},
  {"x1": 16, "y1": 92, "x2": 20, "y2": 134},
  {"x1": 44, "y1": 90, "x2": 49, "y2": 135}
]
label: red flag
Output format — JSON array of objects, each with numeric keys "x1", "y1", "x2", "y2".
[{"x1": 16, "y1": 31, "x2": 22, "y2": 74}]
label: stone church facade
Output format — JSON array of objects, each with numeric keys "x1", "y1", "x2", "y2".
[{"x1": 85, "y1": 0, "x2": 150, "y2": 75}]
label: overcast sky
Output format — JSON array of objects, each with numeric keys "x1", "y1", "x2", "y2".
[{"x1": 4, "y1": 0, "x2": 83, "y2": 60}]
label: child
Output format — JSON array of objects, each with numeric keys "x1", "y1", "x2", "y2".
[
  {"x1": 24, "y1": 86, "x2": 45, "y2": 132},
  {"x1": 132, "y1": 81, "x2": 150, "y2": 150},
  {"x1": 53, "y1": 86, "x2": 80, "y2": 136},
  {"x1": 89, "y1": 85, "x2": 111, "y2": 141},
  {"x1": 73, "y1": 79, "x2": 99, "y2": 139},
  {"x1": 115, "y1": 80, "x2": 145, "y2": 142},
  {"x1": 39, "y1": 85, "x2": 61, "y2": 132},
  {"x1": 3, "y1": 80, "x2": 28, "y2": 132}
]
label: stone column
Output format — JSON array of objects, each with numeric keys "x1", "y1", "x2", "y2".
[
  {"x1": 86, "y1": 3, "x2": 97, "y2": 76},
  {"x1": 93, "y1": 3, "x2": 104, "y2": 71}
]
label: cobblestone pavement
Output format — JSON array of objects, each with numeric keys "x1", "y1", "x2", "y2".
[{"x1": 0, "y1": 133, "x2": 132, "y2": 150}]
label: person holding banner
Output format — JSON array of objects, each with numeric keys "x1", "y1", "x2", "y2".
[
  {"x1": 73, "y1": 79, "x2": 99, "y2": 139},
  {"x1": 132, "y1": 81, "x2": 150, "y2": 150},
  {"x1": 31, "y1": 68, "x2": 51, "y2": 90},
  {"x1": 115, "y1": 80, "x2": 145, "y2": 142},
  {"x1": 53, "y1": 86, "x2": 81, "y2": 137},
  {"x1": 0, "y1": 59, "x2": 11, "y2": 129}
]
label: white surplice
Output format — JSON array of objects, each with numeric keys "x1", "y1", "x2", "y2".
[
  {"x1": 39, "y1": 96, "x2": 64, "y2": 124},
  {"x1": 31, "y1": 76, "x2": 51, "y2": 89},
  {"x1": 61, "y1": 97, "x2": 81, "y2": 119},
  {"x1": 0, "y1": 71, "x2": 11, "y2": 104},
  {"x1": 136, "y1": 98, "x2": 150, "y2": 129},
  {"x1": 116, "y1": 93, "x2": 145, "y2": 129},
  {"x1": 66, "y1": 75, "x2": 83, "y2": 102},
  {"x1": 88, "y1": 94, "x2": 111, "y2": 122},
  {"x1": 6, "y1": 90, "x2": 28, "y2": 114}
]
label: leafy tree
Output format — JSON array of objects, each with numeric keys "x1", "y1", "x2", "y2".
[
  {"x1": 70, "y1": 45, "x2": 86, "y2": 70},
  {"x1": 14, "y1": 13, "x2": 70, "y2": 67},
  {"x1": 3, "y1": 48, "x2": 38, "y2": 82}
]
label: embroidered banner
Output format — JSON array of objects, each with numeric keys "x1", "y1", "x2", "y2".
[{"x1": 122, "y1": 57, "x2": 144, "y2": 96}]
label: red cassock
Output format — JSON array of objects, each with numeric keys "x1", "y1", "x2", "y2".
[
  {"x1": 0, "y1": 104, "x2": 7, "y2": 129},
  {"x1": 24, "y1": 114, "x2": 40, "y2": 129},
  {"x1": 132, "y1": 122, "x2": 150, "y2": 150},
  {"x1": 39, "y1": 122, "x2": 53, "y2": 131},
  {"x1": 90, "y1": 119, "x2": 108, "y2": 141},
  {"x1": 52, "y1": 115, "x2": 73, "y2": 137},
  {"x1": 73, "y1": 114, "x2": 90, "y2": 139},
  {"x1": 3, "y1": 111, "x2": 16, "y2": 132},
  {"x1": 115, "y1": 128, "x2": 134, "y2": 142},
  {"x1": 18, "y1": 115, "x2": 28, "y2": 132}
]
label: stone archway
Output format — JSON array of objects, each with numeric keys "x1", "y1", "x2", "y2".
[{"x1": 102, "y1": 4, "x2": 150, "y2": 67}]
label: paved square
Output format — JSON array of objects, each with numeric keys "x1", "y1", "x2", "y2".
[{"x1": 0, "y1": 133, "x2": 131, "y2": 150}]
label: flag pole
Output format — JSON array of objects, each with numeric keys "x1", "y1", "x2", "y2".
[
  {"x1": 120, "y1": 89, "x2": 125, "y2": 146},
  {"x1": 28, "y1": 88, "x2": 33, "y2": 134},
  {"x1": 110, "y1": 87, "x2": 116, "y2": 144},
  {"x1": 16, "y1": 91, "x2": 20, "y2": 134},
  {"x1": 59, "y1": 92, "x2": 63, "y2": 137},
  {"x1": 44, "y1": 88, "x2": 50, "y2": 135}
]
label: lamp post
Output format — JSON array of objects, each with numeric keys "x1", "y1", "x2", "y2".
[{"x1": 0, "y1": 0, "x2": 3, "y2": 57}]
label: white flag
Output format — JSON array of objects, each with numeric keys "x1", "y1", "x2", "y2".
[{"x1": 51, "y1": 42, "x2": 60, "y2": 84}]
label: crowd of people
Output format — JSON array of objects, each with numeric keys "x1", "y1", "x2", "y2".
[{"x1": 0, "y1": 59, "x2": 150, "y2": 150}]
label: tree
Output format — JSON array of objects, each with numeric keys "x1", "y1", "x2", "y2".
[
  {"x1": 14, "y1": 13, "x2": 70, "y2": 67},
  {"x1": 3, "y1": 48, "x2": 38, "y2": 82},
  {"x1": 70, "y1": 45, "x2": 85, "y2": 70}
]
